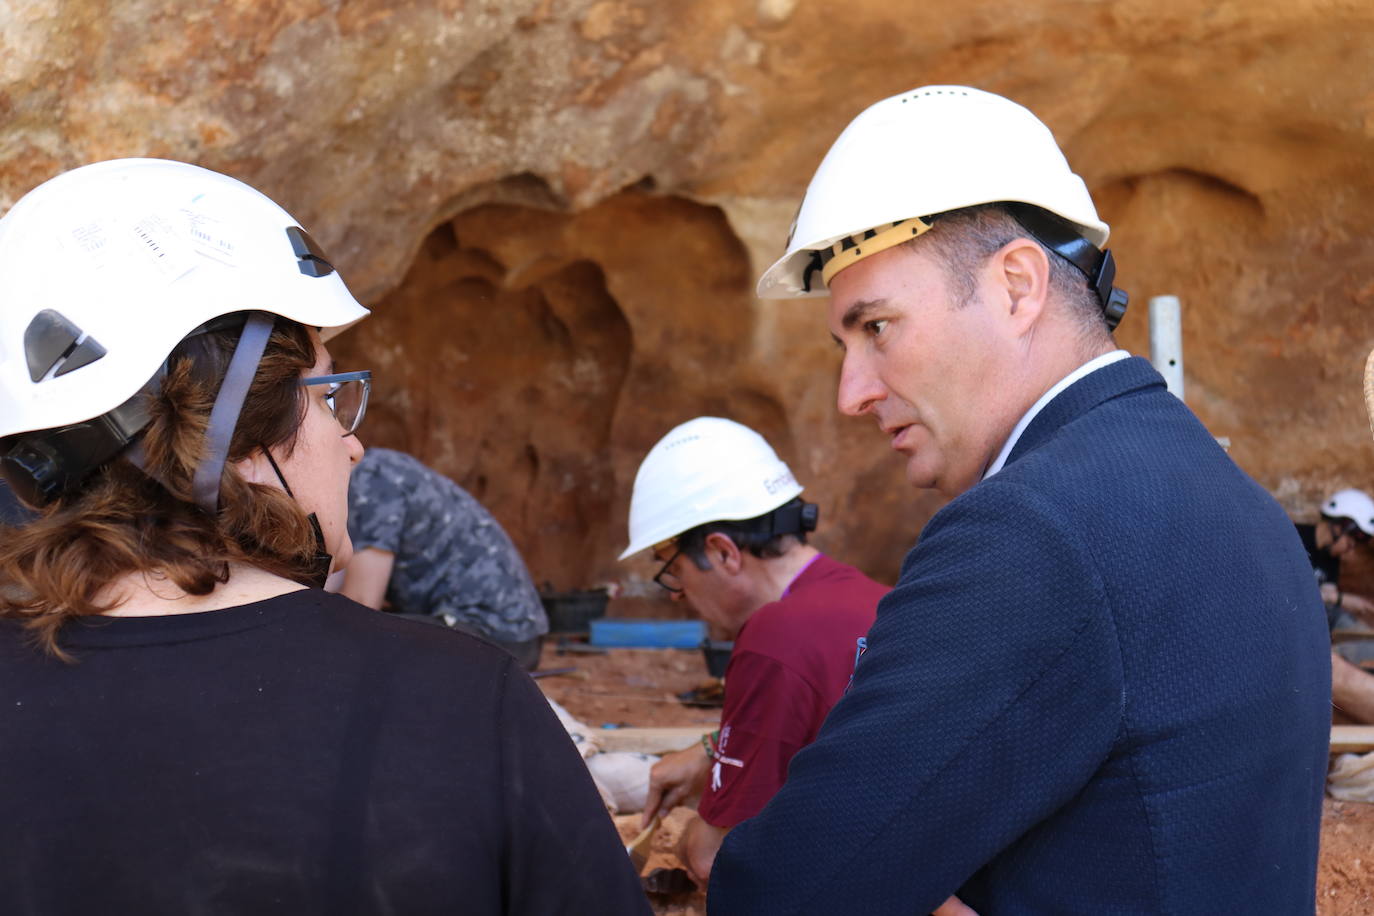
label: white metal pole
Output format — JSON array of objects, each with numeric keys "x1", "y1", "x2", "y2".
[{"x1": 1149, "y1": 295, "x2": 1185, "y2": 401}]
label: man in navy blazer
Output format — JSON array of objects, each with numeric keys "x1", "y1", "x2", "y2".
[{"x1": 709, "y1": 86, "x2": 1330, "y2": 914}]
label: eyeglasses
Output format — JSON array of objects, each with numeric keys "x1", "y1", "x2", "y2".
[
  {"x1": 300, "y1": 370, "x2": 371, "y2": 437},
  {"x1": 1333, "y1": 518, "x2": 1372, "y2": 545},
  {"x1": 653, "y1": 545, "x2": 685, "y2": 594}
]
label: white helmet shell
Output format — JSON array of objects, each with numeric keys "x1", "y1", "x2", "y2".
[
  {"x1": 757, "y1": 85, "x2": 1109, "y2": 299},
  {"x1": 1322, "y1": 488, "x2": 1374, "y2": 537},
  {"x1": 0, "y1": 158, "x2": 370, "y2": 440},
  {"x1": 620, "y1": 417, "x2": 804, "y2": 560}
]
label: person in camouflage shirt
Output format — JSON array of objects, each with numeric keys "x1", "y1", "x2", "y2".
[{"x1": 338, "y1": 447, "x2": 548, "y2": 669}]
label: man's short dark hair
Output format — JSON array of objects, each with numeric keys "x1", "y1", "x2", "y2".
[
  {"x1": 678, "y1": 497, "x2": 812, "y2": 569},
  {"x1": 908, "y1": 203, "x2": 1111, "y2": 347}
]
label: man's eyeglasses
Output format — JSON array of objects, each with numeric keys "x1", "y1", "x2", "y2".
[
  {"x1": 300, "y1": 370, "x2": 371, "y2": 437},
  {"x1": 653, "y1": 545, "x2": 685, "y2": 594},
  {"x1": 1333, "y1": 518, "x2": 1372, "y2": 545}
]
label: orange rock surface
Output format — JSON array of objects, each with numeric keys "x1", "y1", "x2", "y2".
[{"x1": 2, "y1": 0, "x2": 1372, "y2": 591}]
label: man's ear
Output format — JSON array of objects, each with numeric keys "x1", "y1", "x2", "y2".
[
  {"x1": 989, "y1": 238, "x2": 1051, "y2": 333},
  {"x1": 704, "y1": 532, "x2": 744, "y2": 575}
]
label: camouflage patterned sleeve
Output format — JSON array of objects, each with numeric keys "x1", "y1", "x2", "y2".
[
  {"x1": 345, "y1": 458, "x2": 409, "y2": 554},
  {"x1": 431, "y1": 488, "x2": 549, "y2": 641}
]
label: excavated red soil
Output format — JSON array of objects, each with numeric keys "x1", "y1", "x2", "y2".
[
  {"x1": 537, "y1": 644, "x2": 714, "y2": 913},
  {"x1": 1318, "y1": 799, "x2": 1374, "y2": 914},
  {"x1": 535, "y1": 643, "x2": 723, "y2": 730},
  {"x1": 614, "y1": 807, "x2": 707, "y2": 916},
  {"x1": 542, "y1": 647, "x2": 1374, "y2": 913}
]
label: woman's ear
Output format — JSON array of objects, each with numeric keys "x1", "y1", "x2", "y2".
[{"x1": 232, "y1": 448, "x2": 275, "y2": 488}]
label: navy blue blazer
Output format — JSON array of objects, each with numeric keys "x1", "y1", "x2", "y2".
[{"x1": 709, "y1": 357, "x2": 1330, "y2": 914}]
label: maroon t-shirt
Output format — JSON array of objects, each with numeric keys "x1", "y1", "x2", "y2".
[{"x1": 697, "y1": 553, "x2": 887, "y2": 828}]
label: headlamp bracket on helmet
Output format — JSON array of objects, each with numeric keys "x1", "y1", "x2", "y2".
[
  {"x1": 0, "y1": 392, "x2": 152, "y2": 508},
  {"x1": 1005, "y1": 203, "x2": 1129, "y2": 331},
  {"x1": 766, "y1": 499, "x2": 819, "y2": 539}
]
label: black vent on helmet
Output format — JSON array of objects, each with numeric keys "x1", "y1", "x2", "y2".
[
  {"x1": 24, "y1": 310, "x2": 106, "y2": 382},
  {"x1": 286, "y1": 226, "x2": 335, "y2": 278}
]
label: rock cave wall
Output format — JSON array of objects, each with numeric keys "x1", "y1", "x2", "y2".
[{"x1": 4, "y1": 0, "x2": 1374, "y2": 592}]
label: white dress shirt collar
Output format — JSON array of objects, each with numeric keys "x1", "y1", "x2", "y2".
[{"x1": 983, "y1": 350, "x2": 1130, "y2": 480}]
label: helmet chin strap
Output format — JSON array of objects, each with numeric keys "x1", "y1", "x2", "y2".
[
  {"x1": 191, "y1": 313, "x2": 273, "y2": 513},
  {"x1": 124, "y1": 313, "x2": 273, "y2": 505},
  {"x1": 260, "y1": 447, "x2": 334, "y2": 589},
  {"x1": 127, "y1": 312, "x2": 333, "y2": 587}
]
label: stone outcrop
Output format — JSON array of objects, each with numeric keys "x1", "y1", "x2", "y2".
[{"x1": 4, "y1": 0, "x2": 1373, "y2": 592}]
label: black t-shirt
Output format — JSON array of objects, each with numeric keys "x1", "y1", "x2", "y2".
[
  {"x1": 0, "y1": 590, "x2": 650, "y2": 915},
  {"x1": 1296, "y1": 522, "x2": 1341, "y2": 587}
]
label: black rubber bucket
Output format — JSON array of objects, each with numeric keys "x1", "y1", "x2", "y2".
[
  {"x1": 701, "y1": 638, "x2": 734, "y2": 678},
  {"x1": 541, "y1": 588, "x2": 610, "y2": 634}
]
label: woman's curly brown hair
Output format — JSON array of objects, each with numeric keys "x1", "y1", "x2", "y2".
[{"x1": 0, "y1": 313, "x2": 322, "y2": 657}]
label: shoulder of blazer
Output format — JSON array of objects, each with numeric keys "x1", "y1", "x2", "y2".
[{"x1": 1006, "y1": 357, "x2": 1166, "y2": 466}]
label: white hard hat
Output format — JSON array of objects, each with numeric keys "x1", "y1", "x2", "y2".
[
  {"x1": 620, "y1": 417, "x2": 804, "y2": 560},
  {"x1": 0, "y1": 158, "x2": 369, "y2": 442},
  {"x1": 757, "y1": 85, "x2": 1110, "y2": 299},
  {"x1": 1322, "y1": 488, "x2": 1374, "y2": 537}
]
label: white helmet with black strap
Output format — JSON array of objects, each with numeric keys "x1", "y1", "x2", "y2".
[
  {"x1": 1322, "y1": 488, "x2": 1374, "y2": 538},
  {"x1": 758, "y1": 85, "x2": 1128, "y2": 329},
  {"x1": 620, "y1": 417, "x2": 815, "y2": 561},
  {"x1": 0, "y1": 158, "x2": 369, "y2": 509}
]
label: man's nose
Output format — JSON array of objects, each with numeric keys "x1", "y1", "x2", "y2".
[{"x1": 837, "y1": 352, "x2": 885, "y2": 417}]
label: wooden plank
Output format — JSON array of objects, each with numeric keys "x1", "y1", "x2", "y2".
[
  {"x1": 595, "y1": 726, "x2": 714, "y2": 754},
  {"x1": 604, "y1": 726, "x2": 1374, "y2": 756},
  {"x1": 1331, "y1": 725, "x2": 1374, "y2": 754},
  {"x1": 607, "y1": 726, "x2": 1374, "y2": 756}
]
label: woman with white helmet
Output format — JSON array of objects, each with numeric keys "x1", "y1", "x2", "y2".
[{"x1": 0, "y1": 159, "x2": 649, "y2": 915}]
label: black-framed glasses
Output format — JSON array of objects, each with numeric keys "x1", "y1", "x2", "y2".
[
  {"x1": 1334, "y1": 518, "x2": 1372, "y2": 545},
  {"x1": 653, "y1": 545, "x2": 685, "y2": 594},
  {"x1": 300, "y1": 370, "x2": 371, "y2": 437}
]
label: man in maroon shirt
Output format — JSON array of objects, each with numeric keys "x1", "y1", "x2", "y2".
[{"x1": 620, "y1": 417, "x2": 887, "y2": 885}]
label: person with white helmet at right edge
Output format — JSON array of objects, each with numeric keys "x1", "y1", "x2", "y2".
[
  {"x1": 708, "y1": 87, "x2": 1329, "y2": 915},
  {"x1": 1296, "y1": 488, "x2": 1374, "y2": 724},
  {"x1": 0, "y1": 159, "x2": 649, "y2": 915},
  {"x1": 1301, "y1": 487, "x2": 1374, "y2": 620},
  {"x1": 621, "y1": 417, "x2": 886, "y2": 889}
]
